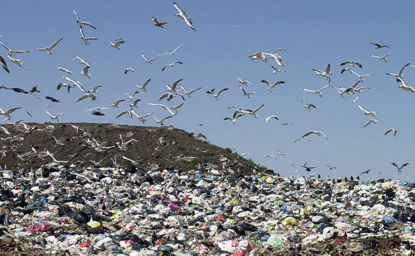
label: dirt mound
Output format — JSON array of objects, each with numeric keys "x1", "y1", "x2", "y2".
[{"x1": 0, "y1": 122, "x2": 265, "y2": 174}]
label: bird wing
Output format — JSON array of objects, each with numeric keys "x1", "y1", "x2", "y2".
[
  {"x1": 160, "y1": 115, "x2": 174, "y2": 122},
  {"x1": 302, "y1": 88, "x2": 316, "y2": 93},
  {"x1": 399, "y1": 63, "x2": 410, "y2": 76},
  {"x1": 50, "y1": 38, "x2": 63, "y2": 49},
  {"x1": 0, "y1": 56, "x2": 9, "y2": 73},
  {"x1": 253, "y1": 104, "x2": 264, "y2": 112},
  {"x1": 116, "y1": 111, "x2": 129, "y2": 118},
  {"x1": 173, "y1": 2, "x2": 185, "y2": 16},
  {"x1": 261, "y1": 80, "x2": 270, "y2": 86},
  {"x1": 391, "y1": 162, "x2": 398, "y2": 168},
  {"x1": 325, "y1": 64, "x2": 331, "y2": 74},
  {"x1": 73, "y1": 10, "x2": 81, "y2": 21},
  {"x1": 384, "y1": 129, "x2": 392, "y2": 135},
  {"x1": 318, "y1": 84, "x2": 330, "y2": 92},
  {"x1": 172, "y1": 78, "x2": 183, "y2": 89},
  {"x1": 358, "y1": 105, "x2": 368, "y2": 114},
  {"x1": 216, "y1": 88, "x2": 229, "y2": 97},
  {"x1": 370, "y1": 42, "x2": 381, "y2": 48},
  {"x1": 142, "y1": 78, "x2": 151, "y2": 88},
  {"x1": 401, "y1": 163, "x2": 410, "y2": 168}
]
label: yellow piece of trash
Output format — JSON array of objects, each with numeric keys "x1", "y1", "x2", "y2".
[
  {"x1": 87, "y1": 221, "x2": 101, "y2": 227},
  {"x1": 111, "y1": 213, "x2": 120, "y2": 219},
  {"x1": 282, "y1": 217, "x2": 297, "y2": 226},
  {"x1": 231, "y1": 198, "x2": 239, "y2": 204},
  {"x1": 266, "y1": 177, "x2": 275, "y2": 183}
]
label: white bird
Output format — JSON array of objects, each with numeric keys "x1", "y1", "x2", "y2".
[
  {"x1": 301, "y1": 100, "x2": 317, "y2": 111},
  {"x1": 341, "y1": 68, "x2": 372, "y2": 81},
  {"x1": 386, "y1": 63, "x2": 409, "y2": 82},
  {"x1": 173, "y1": 2, "x2": 196, "y2": 31},
  {"x1": 295, "y1": 130, "x2": 328, "y2": 143},
  {"x1": 7, "y1": 55, "x2": 23, "y2": 67},
  {"x1": 75, "y1": 93, "x2": 96, "y2": 103},
  {"x1": 63, "y1": 76, "x2": 86, "y2": 92},
  {"x1": 162, "y1": 61, "x2": 183, "y2": 71},
  {"x1": 263, "y1": 52, "x2": 284, "y2": 67},
  {"x1": 121, "y1": 155, "x2": 143, "y2": 165},
  {"x1": 45, "y1": 110, "x2": 63, "y2": 121},
  {"x1": 0, "y1": 42, "x2": 29, "y2": 57},
  {"x1": 265, "y1": 115, "x2": 279, "y2": 123},
  {"x1": 129, "y1": 99, "x2": 141, "y2": 109},
  {"x1": 180, "y1": 85, "x2": 201, "y2": 98},
  {"x1": 312, "y1": 64, "x2": 331, "y2": 79},
  {"x1": 397, "y1": 77, "x2": 415, "y2": 92},
  {"x1": 370, "y1": 52, "x2": 391, "y2": 62},
  {"x1": 266, "y1": 155, "x2": 276, "y2": 159},
  {"x1": 111, "y1": 99, "x2": 125, "y2": 108},
  {"x1": 224, "y1": 113, "x2": 243, "y2": 124},
  {"x1": 73, "y1": 10, "x2": 97, "y2": 30},
  {"x1": 73, "y1": 55, "x2": 91, "y2": 67},
  {"x1": 0, "y1": 107, "x2": 21, "y2": 119},
  {"x1": 36, "y1": 38, "x2": 63, "y2": 55},
  {"x1": 271, "y1": 65, "x2": 285, "y2": 74},
  {"x1": 124, "y1": 67, "x2": 135, "y2": 74},
  {"x1": 136, "y1": 78, "x2": 151, "y2": 93},
  {"x1": 57, "y1": 67, "x2": 72, "y2": 74},
  {"x1": 110, "y1": 38, "x2": 125, "y2": 50},
  {"x1": 51, "y1": 136, "x2": 65, "y2": 146},
  {"x1": 261, "y1": 80, "x2": 285, "y2": 91},
  {"x1": 148, "y1": 103, "x2": 175, "y2": 116},
  {"x1": 123, "y1": 91, "x2": 139, "y2": 100},
  {"x1": 170, "y1": 102, "x2": 184, "y2": 115},
  {"x1": 239, "y1": 86, "x2": 256, "y2": 98},
  {"x1": 249, "y1": 51, "x2": 267, "y2": 62},
  {"x1": 237, "y1": 78, "x2": 252, "y2": 86},
  {"x1": 86, "y1": 106, "x2": 108, "y2": 112},
  {"x1": 243, "y1": 104, "x2": 265, "y2": 118},
  {"x1": 81, "y1": 66, "x2": 91, "y2": 79},
  {"x1": 159, "y1": 44, "x2": 183, "y2": 56},
  {"x1": 116, "y1": 110, "x2": 133, "y2": 119},
  {"x1": 384, "y1": 128, "x2": 398, "y2": 137},
  {"x1": 302, "y1": 84, "x2": 329, "y2": 97},
  {"x1": 212, "y1": 88, "x2": 229, "y2": 99},
  {"x1": 363, "y1": 119, "x2": 378, "y2": 128},
  {"x1": 46, "y1": 150, "x2": 69, "y2": 163},
  {"x1": 0, "y1": 126, "x2": 11, "y2": 135},
  {"x1": 79, "y1": 27, "x2": 98, "y2": 45},
  {"x1": 153, "y1": 115, "x2": 174, "y2": 126},
  {"x1": 358, "y1": 105, "x2": 376, "y2": 117},
  {"x1": 132, "y1": 111, "x2": 151, "y2": 124},
  {"x1": 141, "y1": 52, "x2": 158, "y2": 64}
]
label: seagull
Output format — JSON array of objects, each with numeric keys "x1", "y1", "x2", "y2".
[
  {"x1": 57, "y1": 67, "x2": 72, "y2": 74},
  {"x1": 370, "y1": 52, "x2": 392, "y2": 62},
  {"x1": 152, "y1": 17, "x2": 168, "y2": 28},
  {"x1": 384, "y1": 128, "x2": 398, "y2": 137},
  {"x1": 110, "y1": 38, "x2": 125, "y2": 50},
  {"x1": 73, "y1": 10, "x2": 97, "y2": 30},
  {"x1": 302, "y1": 84, "x2": 329, "y2": 97},
  {"x1": 45, "y1": 110, "x2": 63, "y2": 121},
  {"x1": 271, "y1": 65, "x2": 285, "y2": 74},
  {"x1": 266, "y1": 155, "x2": 276, "y2": 159},
  {"x1": 153, "y1": 115, "x2": 174, "y2": 125},
  {"x1": 162, "y1": 61, "x2": 183, "y2": 71},
  {"x1": 370, "y1": 42, "x2": 390, "y2": 49},
  {"x1": 249, "y1": 51, "x2": 267, "y2": 62},
  {"x1": 36, "y1": 38, "x2": 63, "y2": 55},
  {"x1": 111, "y1": 100, "x2": 125, "y2": 108},
  {"x1": 57, "y1": 82, "x2": 73, "y2": 93},
  {"x1": 73, "y1": 55, "x2": 91, "y2": 67},
  {"x1": 45, "y1": 150, "x2": 68, "y2": 163},
  {"x1": 301, "y1": 162, "x2": 316, "y2": 172},
  {"x1": 358, "y1": 105, "x2": 376, "y2": 117},
  {"x1": 327, "y1": 165, "x2": 336, "y2": 171},
  {"x1": 129, "y1": 99, "x2": 141, "y2": 109},
  {"x1": 397, "y1": 77, "x2": 415, "y2": 92},
  {"x1": 79, "y1": 27, "x2": 98, "y2": 45},
  {"x1": 363, "y1": 119, "x2": 378, "y2": 128},
  {"x1": 301, "y1": 100, "x2": 316, "y2": 111},
  {"x1": 123, "y1": 91, "x2": 139, "y2": 100},
  {"x1": 265, "y1": 115, "x2": 279, "y2": 123},
  {"x1": 360, "y1": 168, "x2": 372, "y2": 175},
  {"x1": 136, "y1": 78, "x2": 151, "y2": 93},
  {"x1": 391, "y1": 162, "x2": 409, "y2": 173},
  {"x1": 341, "y1": 68, "x2": 373, "y2": 81},
  {"x1": 81, "y1": 66, "x2": 91, "y2": 78},
  {"x1": 170, "y1": 102, "x2": 184, "y2": 115},
  {"x1": 211, "y1": 88, "x2": 229, "y2": 99},
  {"x1": 237, "y1": 78, "x2": 252, "y2": 86},
  {"x1": 141, "y1": 52, "x2": 158, "y2": 64},
  {"x1": 0, "y1": 42, "x2": 29, "y2": 57},
  {"x1": 122, "y1": 155, "x2": 143, "y2": 165},
  {"x1": 0, "y1": 56, "x2": 9, "y2": 73},
  {"x1": 0, "y1": 107, "x2": 20, "y2": 119},
  {"x1": 263, "y1": 52, "x2": 284, "y2": 67},
  {"x1": 0, "y1": 126, "x2": 11, "y2": 135},
  {"x1": 224, "y1": 113, "x2": 243, "y2": 124},
  {"x1": 338, "y1": 80, "x2": 362, "y2": 96},
  {"x1": 340, "y1": 61, "x2": 362, "y2": 68},
  {"x1": 295, "y1": 130, "x2": 328, "y2": 143},
  {"x1": 386, "y1": 63, "x2": 410, "y2": 82},
  {"x1": 180, "y1": 85, "x2": 201, "y2": 98},
  {"x1": 148, "y1": 103, "x2": 175, "y2": 115},
  {"x1": 132, "y1": 111, "x2": 151, "y2": 124},
  {"x1": 173, "y1": 2, "x2": 196, "y2": 31},
  {"x1": 124, "y1": 67, "x2": 135, "y2": 74},
  {"x1": 116, "y1": 110, "x2": 133, "y2": 119},
  {"x1": 86, "y1": 106, "x2": 108, "y2": 112},
  {"x1": 159, "y1": 44, "x2": 183, "y2": 56},
  {"x1": 75, "y1": 93, "x2": 96, "y2": 103},
  {"x1": 242, "y1": 104, "x2": 264, "y2": 118},
  {"x1": 51, "y1": 136, "x2": 65, "y2": 146},
  {"x1": 239, "y1": 86, "x2": 256, "y2": 98},
  {"x1": 7, "y1": 55, "x2": 23, "y2": 67},
  {"x1": 312, "y1": 64, "x2": 331, "y2": 80}
]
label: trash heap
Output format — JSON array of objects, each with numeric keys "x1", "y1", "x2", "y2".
[{"x1": 1, "y1": 164, "x2": 415, "y2": 255}]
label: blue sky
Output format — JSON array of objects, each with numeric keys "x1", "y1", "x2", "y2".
[{"x1": 1, "y1": 1, "x2": 415, "y2": 180}]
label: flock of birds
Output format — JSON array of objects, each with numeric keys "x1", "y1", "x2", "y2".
[{"x1": 0, "y1": 2, "x2": 412, "y2": 177}]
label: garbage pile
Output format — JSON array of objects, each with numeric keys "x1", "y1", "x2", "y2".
[{"x1": 1, "y1": 164, "x2": 415, "y2": 255}]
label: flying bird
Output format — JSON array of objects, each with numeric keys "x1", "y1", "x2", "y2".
[
  {"x1": 36, "y1": 38, "x2": 63, "y2": 54},
  {"x1": 271, "y1": 65, "x2": 285, "y2": 74},
  {"x1": 136, "y1": 78, "x2": 151, "y2": 93},
  {"x1": 141, "y1": 52, "x2": 158, "y2": 64},
  {"x1": 301, "y1": 162, "x2": 316, "y2": 172},
  {"x1": 261, "y1": 80, "x2": 285, "y2": 91},
  {"x1": 111, "y1": 99, "x2": 125, "y2": 108},
  {"x1": 384, "y1": 128, "x2": 397, "y2": 137},
  {"x1": 124, "y1": 68, "x2": 135, "y2": 74},
  {"x1": 363, "y1": 119, "x2": 378, "y2": 128},
  {"x1": 263, "y1": 52, "x2": 284, "y2": 67},
  {"x1": 239, "y1": 86, "x2": 256, "y2": 98},
  {"x1": 370, "y1": 52, "x2": 392, "y2": 62},
  {"x1": 386, "y1": 63, "x2": 409, "y2": 82},
  {"x1": 391, "y1": 162, "x2": 409, "y2": 173},
  {"x1": 211, "y1": 88, "x2": 229, "y2": 99},
  {"x1": 340, "y1": 61, "x2": 362, "y2": 68},
  {"x1": 57, "y1": 67, "x2": 72, "y2": 74},
  {"x1": 30, "y1": 85, "x2": 40, "y2": 94},
  {"x1": 7, "y1": 55, "x2": 23, "y2": 67},
  {"x1": 360, "y1": 169, "x2": 372, "y2": 175},
  {"x1": 397, "y1": 77, "x2": 415, "y2": 92},
  {"x1": 0, "y1": 42, "x2": 29, "y2": 57},
  {"x1": 370, "y1": 42, "x2": 390, "y2": 49},
  {"x1": 110, "y1": 38, "x2": 125, "y2": 50},
  {"x1": 265, "y1": 115, "x2": 279, "y2": 123},
  {"x1": 153, "y1": 115, "x2": 174, "y2": 126},
  {"x1": 302, "y1": 84, "x2": 329, "y2": 97},
  {"x1": 358, "y1": 105, "x2": 376, "y2": 117},
  {"x1": 312, "y1": 64, "x2": 331, "y2": 80},
  {"x1": 180, "y1": 85, "x2": 201, "y2": 98},
  {"x1": 92, "y1": 111, "x2": 105, "y2": 116},
  {"x1": 152, "y1": 17, "x2": 168, "y2": 28},
  {"x1": 159, "y1": 44, "x2": 183, "y2": 56},
  {"x1": 148, "y1": 103, "x2": 175, "y2": 116},
  {"x1": 79, "y1": 27, "x2": 98, "y2": 45},
  {"x1": 73, "y1": 10, "x2": 97, "y2": 30},
  {"x1": 173, "y1": 2, "x2": 196, "y2": 31},
  {"x1": 295, "y1": 130, "x2": 328, "y2": 143},
  {"x1": 45, "y1": 96, "x2": 61, "y2": 103},
  {"x1": 0, "y1": 56, "x2": 9, "y2": 73},
  {"x1": 237, "y1": 78, "x2": 252, "y2": 86},
  {"x1": 249, "y1": 51, "x2": 267, "y2": 62},
  {"x1": 162, "y1": 61, "x2": 183, "y2": 71},
  {"x1": 0, "y1": 107, "x2": 21, "y2": 119},
  {"x1": 45, "y1": 110, "x2": 63, "y2": 121},
  {"x1": 301, "y1": 100, "x2": 316, "y2": 111}
]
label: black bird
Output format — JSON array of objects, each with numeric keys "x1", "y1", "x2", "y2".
[
  {"x1": 301, "y1": 162, "x2": 316, "y2": 172},
  {"x1": 360, "y1": 169, "x2": 372, "y2": 175},
  {"x1": 11, "y1": 88, "x2": 28, "y2": 94},
  {"x1": 391, "y1": 162, "x2": 409, "y2": 173},
  {"x1": 91, "y1": 111, "x2": 105, "y2": 116},
  {"x1": 45, "y1": 96, "x2": 61, "y2": 102}
]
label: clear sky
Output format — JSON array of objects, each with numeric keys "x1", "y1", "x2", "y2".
[{"x1": 1, "y1": 1, "x2": 415, "y2": 181}]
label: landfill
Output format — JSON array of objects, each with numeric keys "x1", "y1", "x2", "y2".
[{"x1": 1, "y1": 163, "x2": 415, "y2": 255}]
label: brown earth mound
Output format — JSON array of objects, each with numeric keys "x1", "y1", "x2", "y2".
[{"x1": 0, "y1": 122, "x2": 266, "y2": 174}]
